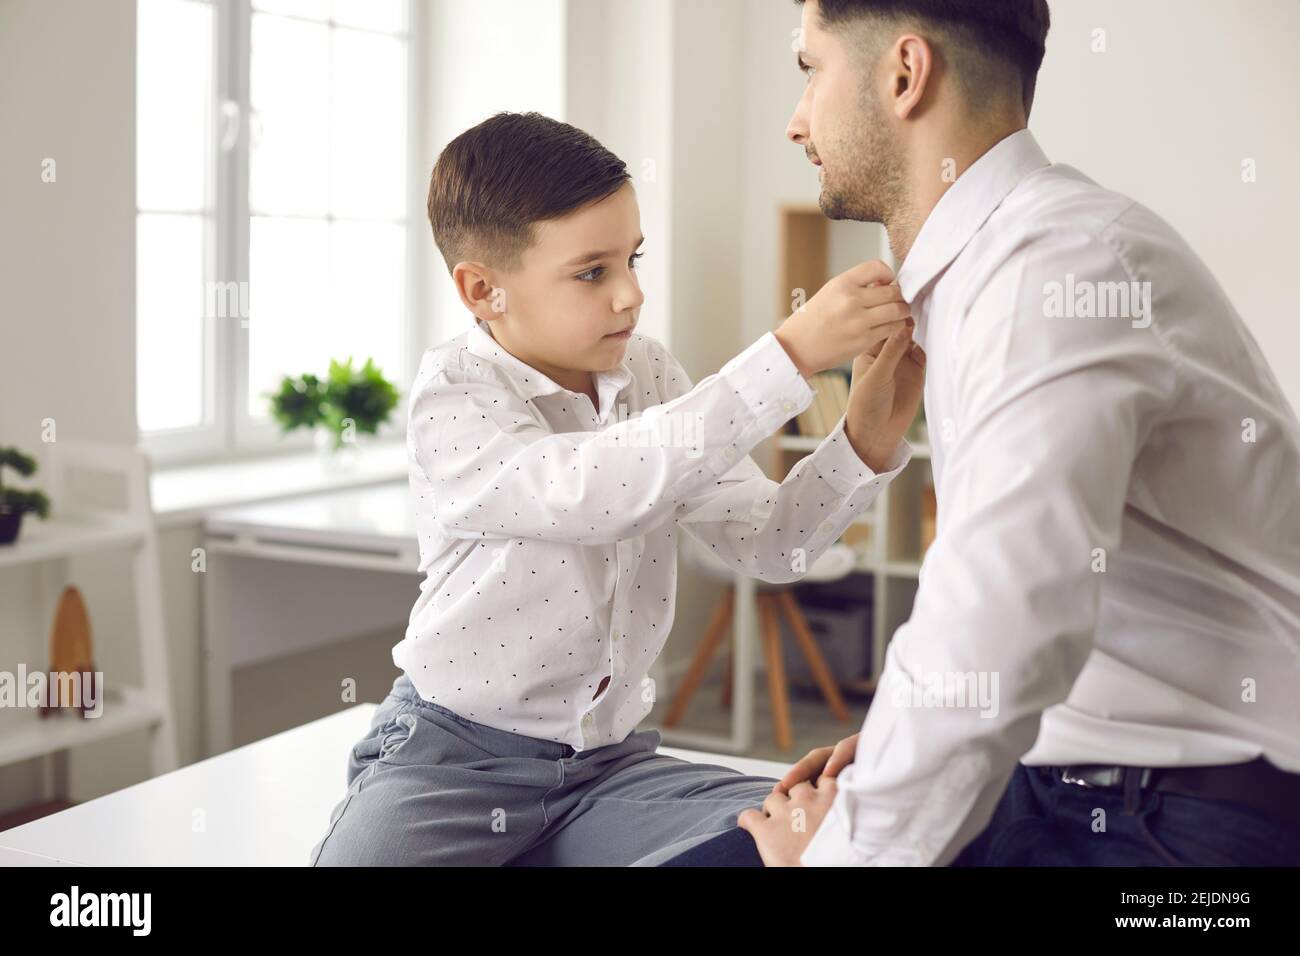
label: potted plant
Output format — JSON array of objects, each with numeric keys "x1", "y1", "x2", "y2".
[
  {"x1": 268, "y1": 357, "x2": 399, "y2": 457},
  {"x1": 0, "y1": 446, "x2": 52, "y2": 545}
]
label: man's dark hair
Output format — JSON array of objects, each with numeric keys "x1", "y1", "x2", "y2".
[
  {"x1": 427, "y1": 111, "x2": 631, "y2": 274},
  {"x1": 796, "y1": 0, "x2": 1051, "y2": 116}
]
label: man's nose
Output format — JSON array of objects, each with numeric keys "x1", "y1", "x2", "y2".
[{"x1": 786, "y1": 87, "x2": 811, "y2": 145}]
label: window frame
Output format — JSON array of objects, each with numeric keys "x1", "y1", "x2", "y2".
[{"x1": 138, "y1": 0, "x2": 426, "y2": 467}]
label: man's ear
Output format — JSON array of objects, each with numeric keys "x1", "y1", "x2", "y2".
[
  {"x1": 451, "y1": 260, "x2": 502, "y2": 320},
  {"x1": 886, "y1": 33, "x2": 934, "y2": 121}
]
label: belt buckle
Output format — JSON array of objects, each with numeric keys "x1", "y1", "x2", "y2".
[{"x1": 1060, "y1": 767, "x2": 1095, "y2": 788}]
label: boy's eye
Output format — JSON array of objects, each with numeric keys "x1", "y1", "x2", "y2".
[{"x1": 576, "y1": 251, "x2": 644, "y2": 283}]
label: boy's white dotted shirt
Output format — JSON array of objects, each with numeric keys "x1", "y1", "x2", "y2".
[{"x1": 393, "y1": 318, "x2": 910, "y2": 751}]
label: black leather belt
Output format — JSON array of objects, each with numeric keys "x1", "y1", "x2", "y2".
[{"x1": 1037, "y1": 757, "x2": 1300, "y2": 832}]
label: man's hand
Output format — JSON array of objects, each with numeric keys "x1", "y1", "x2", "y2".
[
  {"x1": 773, "y1": 732, "x2": 860, "y2": 794},
  {"x1": 737, "y1": 776, "x2": 839, "y2": 866},
  {"x1": 845, "y1": 323, "x2": 926, "y2": 472}
]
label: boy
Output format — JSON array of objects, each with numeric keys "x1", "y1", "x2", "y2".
[{"x1": 310, "y1": 112, "x2": 925, "y2": 866}]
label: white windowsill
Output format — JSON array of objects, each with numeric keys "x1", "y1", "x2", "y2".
[{"x1": 150, "y1": 441, "x2": 407, "y2": 529}]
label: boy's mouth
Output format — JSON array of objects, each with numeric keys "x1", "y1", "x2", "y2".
[{"x1": 603, "y1": 326, "x2": 635, "y2": 340}]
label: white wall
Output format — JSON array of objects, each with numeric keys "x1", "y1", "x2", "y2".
[
  {"x1": 1031, "y1": 0, "x2": 1300, "y2": 415},
  {"x1": 0, "y1": 0, "x2": 142, "y2": 814},
  {"x1": 0, "y1": 0, "x2": 138, "y2": 445},
  {"x1": 422, "y1": 0, "x2": 567, "y2": 348}
]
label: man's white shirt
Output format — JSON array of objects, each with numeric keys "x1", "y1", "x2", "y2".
[
  {"x1": 395, "y1": 320, "x2": 910, "y2": 751},
  {"x1": 801, "y1": 128, "x2": 1300, "y2": 867}
]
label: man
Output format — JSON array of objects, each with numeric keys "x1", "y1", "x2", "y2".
[{"x1": 735, "y1": 0, "x2": 1300, "y2": 866}]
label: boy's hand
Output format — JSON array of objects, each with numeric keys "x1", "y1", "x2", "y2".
[
  {"x1": 774, "y1": 260, "x2": 912, "y2": 378},
  {"x1": 845, "y1": 324, "x2": 926, "y2": 472}
]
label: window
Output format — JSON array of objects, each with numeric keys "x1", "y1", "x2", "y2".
[{"x1": 136, "y1": 0, "x2": 419, "y2": 462}]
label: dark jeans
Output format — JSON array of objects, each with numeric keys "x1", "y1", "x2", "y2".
[{"x1": 661, "y1": 763, "x2": 1300, "y2": 866}]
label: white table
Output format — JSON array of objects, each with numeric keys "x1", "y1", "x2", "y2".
[
  {"x1": 0, "y1": 704, "x2": 789, "y2": 866},
  {"x1": 201, "y1": 483, "x2": 421, "y2": 754}
]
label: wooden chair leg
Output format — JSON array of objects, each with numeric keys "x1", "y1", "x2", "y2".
[
  {"x1": 776, "y1": 590, "x2": 851, "y2": 722},
  {"x1": 758, "y1": 593, "x2": 794, "y2": 750},
  {"x1": 663, "y1": 588, "x2": 735, "y2": 727}
]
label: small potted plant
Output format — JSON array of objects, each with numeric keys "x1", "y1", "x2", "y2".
[
  {"x1": 268, "y1": 357, "x2": 399, "y2": 459},
  {"x1": 0, "y1": 446, "x2": 52, "y2": 545}
]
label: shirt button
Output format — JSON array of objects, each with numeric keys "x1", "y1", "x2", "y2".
[
  {"x1": 612, "y1": 630, "x2": 621, "y2": 642},
  {"x1": 782, "y1": 400, "x2": 796, "y2": 413},
  {"x1": 819, "y1": 520, "x2": 833, "y2": 533},
  {"x1": 582, "y1": 714, "x2": 594, "y2": 727},
  {"x1": 723, "y1": 447, "x2": 735, "y2": 461}
]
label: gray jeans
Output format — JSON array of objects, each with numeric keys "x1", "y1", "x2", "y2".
[{"x1": 309, "y1": 673, "x2": 777, "y2": 866}]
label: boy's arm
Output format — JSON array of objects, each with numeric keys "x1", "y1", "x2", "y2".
[
  {"x1": 411, "y1": 332, "x2": 816, "y2": 545},
  {"x1": 666, "y1": 346, "x2": 911, "y2": 582}
]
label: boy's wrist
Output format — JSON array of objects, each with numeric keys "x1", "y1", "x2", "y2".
[
  {"x1": 844, "y1": 414, "x2": 897, "y2": 473},
  {"x1": 773, "y1": 326, "x2": 814, "y2": 380}
]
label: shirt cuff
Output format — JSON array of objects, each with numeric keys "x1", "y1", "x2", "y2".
[
  {"x1": 800, "y1": 799, "x2": 870, "y2": 866},
  {"x1": 720, "y1": 331, "x2": 815, "y2": 436},
  {"x1": 697, "y1": 332, "x2": 814, "y2": 478},
  {"x1": 809, "y1": 413, "x2": 913, "y2": 497}
]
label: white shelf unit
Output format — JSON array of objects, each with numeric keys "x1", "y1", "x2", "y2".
[{"x1": 0, "y1": 441, "x2": 178, "y2": 791}]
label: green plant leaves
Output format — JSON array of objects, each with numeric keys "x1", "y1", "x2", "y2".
[{"x1": 266, "y1": 358, "x2": 399, "y2": 447}]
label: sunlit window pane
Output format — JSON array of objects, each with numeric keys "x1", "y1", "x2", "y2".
[
  {"x1": 137, "y1": 214, "x2": 207, "y2": 432},
  {"x1": 327, "y1": 219, "x2": 405, "y2": 381},
  {"x1": 251, "y1": 0, "x2": 330, "y2": 20},
  {"x1": 137, "y1": 0, "x2": 213, "y2": 211},
  {"x1": 330, "y1": 27, "x2": 407, "y2": 219},
  {"x1": 248, "y1": 216, "x2": 330, "y2": 416},
  {"x1": 247, "y1": 218, "x2": 404, "y2": 417},
  {"x1": 250, "y1": 12, "x2": 330, "y2": 216},
  {"x1": 332, "y1": 0, "x2": 406, "y2": 33}
]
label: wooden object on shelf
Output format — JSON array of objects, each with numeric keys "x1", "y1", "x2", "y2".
[{"x1": 39, "y1": 586, "x2": 99, "y2": 718}]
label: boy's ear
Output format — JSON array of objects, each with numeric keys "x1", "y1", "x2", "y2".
[{"x1": 451, "y1": 260, "x2": 502, "y2": 320}]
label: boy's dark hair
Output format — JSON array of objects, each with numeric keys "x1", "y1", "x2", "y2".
[
  {"x1": 796, "y1": 0, "x2": 1051, "y2": 115},
  {"x1": 427, "y1": 111, "x2": 631, "y2": 274}
]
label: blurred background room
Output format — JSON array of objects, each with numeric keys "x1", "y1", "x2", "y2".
[{"x1": 1, "y1": 0, "x2": 1298, "y2": 849}]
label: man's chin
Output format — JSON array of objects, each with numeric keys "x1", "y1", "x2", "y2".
[{"x1": 819, "y1": 189, "x2": 882, "y2": 226}]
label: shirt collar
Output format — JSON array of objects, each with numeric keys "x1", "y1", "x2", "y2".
[
  {"x1": 466, "y1": 318, "x2": 635, "y2": 417},
  {"x1": 896, "y1": 127, "x2": 1051, "y2": 303}
]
